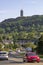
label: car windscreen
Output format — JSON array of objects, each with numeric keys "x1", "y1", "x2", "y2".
[
  {"x1": 26, "y1": 53, "x2": 36, "y2": 56},
  {"x1": 0, "y1": 52, "x2": 7, "y2": 54}
]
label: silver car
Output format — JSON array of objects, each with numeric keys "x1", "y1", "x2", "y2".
[{"x1": 0, "y1": 51, "x2": 8, "y2": 60}]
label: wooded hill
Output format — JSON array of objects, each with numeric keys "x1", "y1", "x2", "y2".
[{"x1": 0, "y1": 15, "x2": 43, "y2": 33}]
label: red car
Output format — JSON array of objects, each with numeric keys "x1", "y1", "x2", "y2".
[{"x1": 23, "y1": 52, "x2": 40, "y2": 63}]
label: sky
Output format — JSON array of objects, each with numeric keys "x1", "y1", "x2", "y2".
[{"x1": 0, "y1": 0, "x2": 43, "y2": 22}]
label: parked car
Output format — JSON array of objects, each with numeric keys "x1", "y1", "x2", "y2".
[
  {"x1": 8, "y1": 50, "x2": 13, "y2": 54},
  {"x1": 0, "y1": 51, "x2": 8, "y2": 60},
  {"x1": 23, "y1": 52, "x2": 40, "y2": 63}
]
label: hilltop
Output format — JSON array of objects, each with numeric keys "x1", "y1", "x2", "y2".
[{"x1": 0, "y1": 15, "x2": 43, "y2": 33}]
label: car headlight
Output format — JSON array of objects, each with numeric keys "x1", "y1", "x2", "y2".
[
  {"x1": 6, "y1": 56, "x2": 8, "y2": 58},
  {"x1": 24, "y1": 56, "x2": 27, "y2": 58},
  {"x1": 37, "y1": 57, "x2": 40, "y2": 59}
]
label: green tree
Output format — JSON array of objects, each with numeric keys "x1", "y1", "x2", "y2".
[
  {"x1": 0, "y1": 44, "x2": 3, "y2": 51},
  {"x1": 12, "y1": 32, "x2": 18, "y2": 49},
  {"x1": 22, "y1": 42, "x2": 37, "y2": 49},
  {"x1": 0, "y1": 36, "x2": 2, "y2": 42},
  {"x1": 37, "y1": 35, "x2": 43, "y2": 54}
]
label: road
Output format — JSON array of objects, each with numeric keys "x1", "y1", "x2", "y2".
[{"x1": 0, "y1": 57, "x2": 43, "y2": 65}]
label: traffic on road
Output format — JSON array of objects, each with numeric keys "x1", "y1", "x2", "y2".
[{"x1": 0, "y1": 51, "x2": 43, "y2": 65}]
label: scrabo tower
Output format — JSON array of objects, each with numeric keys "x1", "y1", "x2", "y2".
[{"x1": 20, "y1": 10, "x2": 23, "y2": 17}]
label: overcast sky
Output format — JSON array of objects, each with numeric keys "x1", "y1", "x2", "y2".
[{"x1": 0, "y1": 0, "x2": 43, "y2": 22}]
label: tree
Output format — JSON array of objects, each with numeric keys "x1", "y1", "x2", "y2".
[
  {"x1": 12, "y1": 33, "x2": 18, "y2": 49},
  {"x1": 8, "y1": 44, "x2": 14, "y2": 49},
  {"x1": 0, "y1": 28, "x2": 5, "y2": 33},
  {"x1": 22, "y1": 42, "x2": 37, "y2": 50},
  {"x1": 0, "y1": 44, "x2": 3, "y2": 51},
  {"x1": 37, "y1": 35, "x2": 43, "y2": 54},
  {"x1": 0, "y1": 36, "x2": 2, "y2": 42}
]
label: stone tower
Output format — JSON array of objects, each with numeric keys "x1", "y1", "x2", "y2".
[{"x1": 20, "y1": 10, "x2": 23, "y2": 17}]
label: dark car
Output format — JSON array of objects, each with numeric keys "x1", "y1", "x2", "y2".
[{"x1": 23, "y1": 52, "x2": 40, "y2": 63}]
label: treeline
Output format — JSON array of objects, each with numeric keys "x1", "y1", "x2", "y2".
[
  {"x1": 0, "y1": 31, "x2": 40, "y2": 42},
  {"x1": 0, "y1": 15, "x2": 43, "y2": 33}
]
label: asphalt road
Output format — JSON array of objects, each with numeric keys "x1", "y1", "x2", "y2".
[{"x1": 0, "y1": 57, "x2": 43, "y2": 65}]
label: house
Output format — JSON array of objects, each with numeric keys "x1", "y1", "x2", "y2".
[{"x1": 2, "y1": 39, "x2": 13, "y2": 44}]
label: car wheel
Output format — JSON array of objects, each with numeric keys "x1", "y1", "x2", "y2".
[
  {"x1": 37, "y1": 61, "x2": 40, "y2": 63},
  {"x1": 6, "y1": 58, "x2": 8, "y2": 60},
  {"x1": 23, "y1": 60, "x2": 25, "y2": 62},
  {"x1": 25, "y1": 59, "x2": 28, "y2": 63},
  {"x1": 23, "y1": 59, "x2": 28, "y2": 62}
]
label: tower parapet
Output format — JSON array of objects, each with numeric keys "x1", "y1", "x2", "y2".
[{"x1": 20, "y1": 10, "x2": 23, "y2": 17}]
